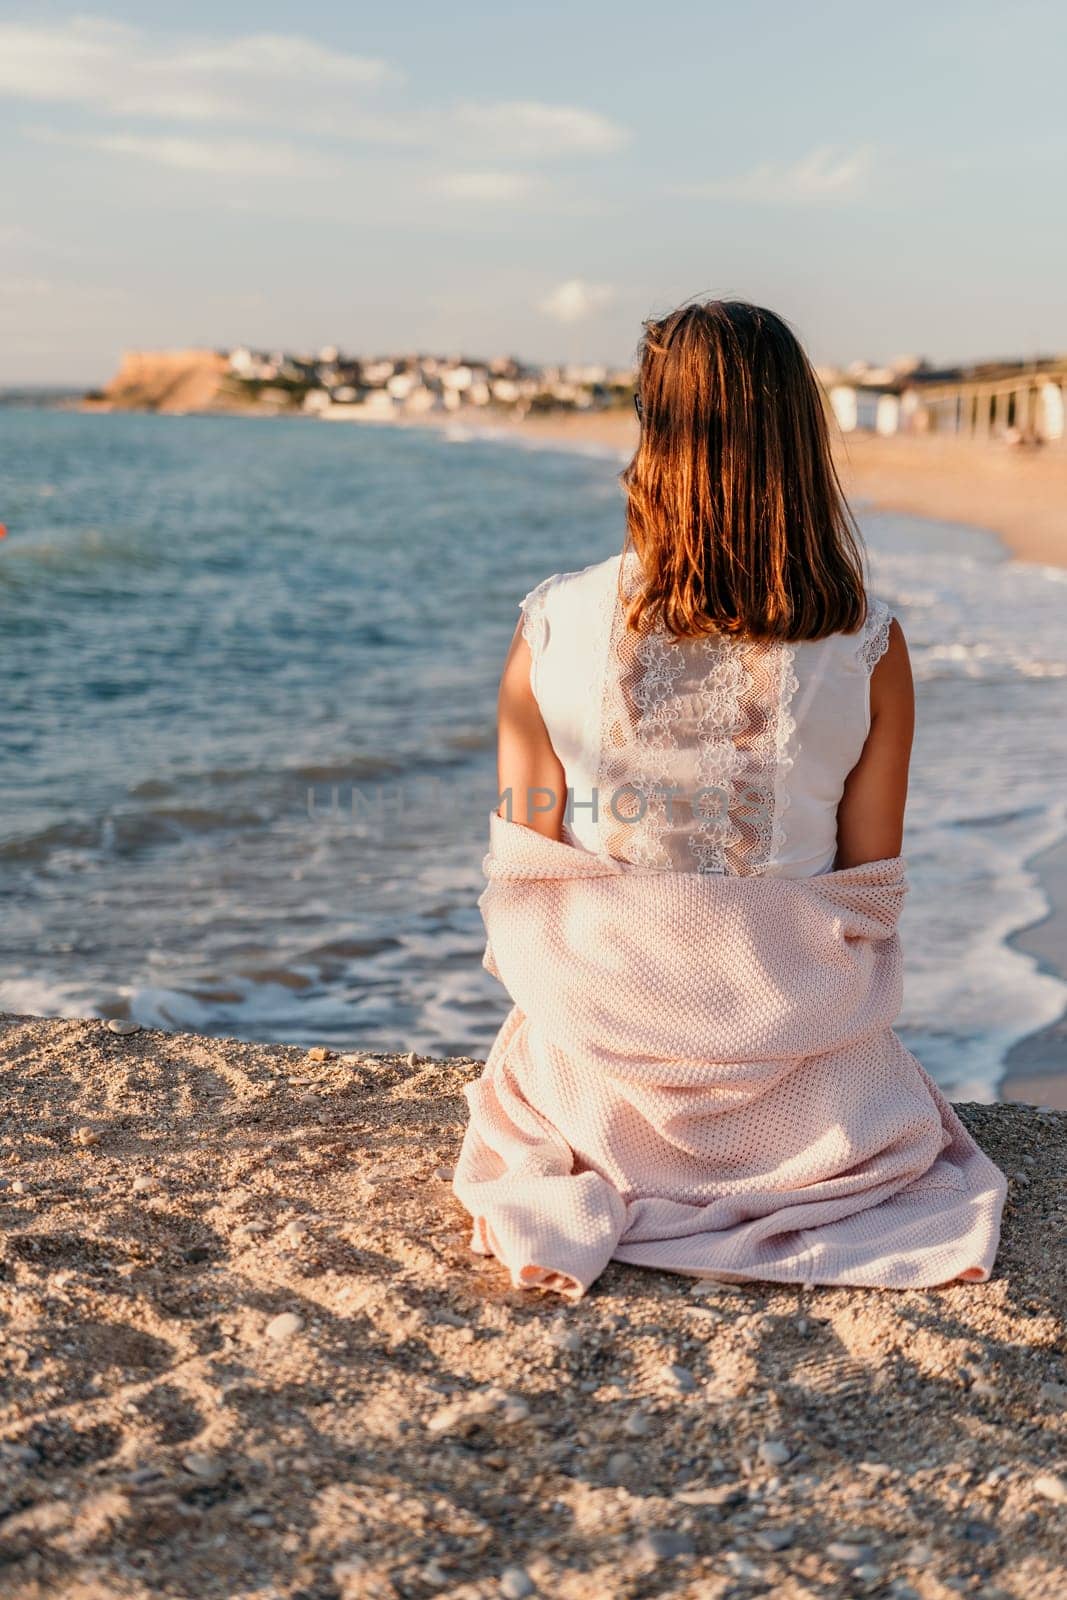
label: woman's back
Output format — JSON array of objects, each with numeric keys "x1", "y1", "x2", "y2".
[
  {"x1": 457, "y1": 301, "x2": 1002, "y2": 1303},
  {"x1": 520, "y1": 549, "x2": 892, "y2": 878}
]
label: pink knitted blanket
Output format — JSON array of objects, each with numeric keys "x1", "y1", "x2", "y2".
[{"x1": 453, "y1": 813, "x2": 1007, "y2": 1301}]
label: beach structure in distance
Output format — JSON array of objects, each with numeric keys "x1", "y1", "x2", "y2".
[
  {"x1": 87, "y1": 344, "x2": 1067, "y2": 444},
  {"x1": 822, "y1": 355, "x2": 1067, "y2": 444}
]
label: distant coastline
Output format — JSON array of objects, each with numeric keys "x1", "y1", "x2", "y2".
[
  {"x1": 73, "y1": 346, "x2": 1067, "y2": 572},
  {"x1": 79, "y1": 345, "x2": 637, "y2": 423}
]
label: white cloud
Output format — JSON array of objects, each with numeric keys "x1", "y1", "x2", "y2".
[
  {"x1": 0, "y1": 17, "x2": 396, "y2": 130},
  {"x1": 454, "y1": 100, "x2": 627, "y2": 158},
  {"x1": 2, "y1": 17, "x2": 630, "y2": 216},
  {"x1": 431, "y1": 171, "x2": 539, "y2": 202},
  {"x1": 34, "y1": 129, "x2": 335, "y2": 179},
  {"x1": 677, "y1": 145, "x2": 873, "y2": 204},
  {"x1": 0, "y1": 20, "x2": 629, "y2": 171},
  {"x1": 538, "y1": 279, "x2": 615, "y2": 324}
]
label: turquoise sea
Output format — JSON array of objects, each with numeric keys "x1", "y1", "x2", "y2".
[{"x1": 1, "y1": 409, "x2": 1065, "y2": 1099}]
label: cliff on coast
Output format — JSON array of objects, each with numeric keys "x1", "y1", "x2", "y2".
[
  {"x1": 91, "y1": 349, "x2": 231, "y2": 413},
  {"x1": 1, "y1": 1012, "x2": 1065, "y2": 1599}
]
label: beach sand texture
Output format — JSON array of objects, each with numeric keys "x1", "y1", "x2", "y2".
[{"x1": 2, "y1": 1014, "x2": 1065, "y2": 1599}]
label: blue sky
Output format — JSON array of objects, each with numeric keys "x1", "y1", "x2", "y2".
[{"x1": 2, "y1": 2, "x2": 1065, "y2": 383}]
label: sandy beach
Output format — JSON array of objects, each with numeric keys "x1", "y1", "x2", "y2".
[{"x1": 2, "y1": 1012, "x2": 1066, "y2": 1600}]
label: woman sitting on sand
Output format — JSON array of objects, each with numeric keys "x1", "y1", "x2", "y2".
[{"x1": 453, "y1": 300, "x2": 1006, "y2": 1300}]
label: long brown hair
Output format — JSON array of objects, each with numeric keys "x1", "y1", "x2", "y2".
[{"x1": 621, "y1": 299, "x2": 867, "y2": 641}]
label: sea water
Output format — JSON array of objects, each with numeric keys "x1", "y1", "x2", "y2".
[{"x1": 1, "y1": 408, "x2": 1064, "y2": 1099}]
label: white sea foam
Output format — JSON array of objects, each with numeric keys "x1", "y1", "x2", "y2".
[
  {"x1": 858, "y1": 523, "x2": 1067, "y2": 1095},
  {"x1": 0, "y1": 976, "x2": 97, "y2": 1020}
]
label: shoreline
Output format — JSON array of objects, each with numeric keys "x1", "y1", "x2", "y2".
[
  {"x1": 431, "y1": 407, "x2": 1067, "y2": 570},
  {"x1": 1, "y1": 1011, "x2": 1065, "y2": 1598},
  {"x1": 1000, "y1": 836, "x2": 1067, "y2": 1109}
]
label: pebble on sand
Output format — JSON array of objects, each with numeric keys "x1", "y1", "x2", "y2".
[
  {"x1": 425, "y1": 1394, "x2": 498, "y2": 1438},
  {"x1": 1033, "y1": 1473, "x2": 1067, "y2": 1505},
  {"x1": 674, "y1": 1483, "x2": 746, "y2": 1508},
  {"x1": 499, "y1": 1567, "x2": 536, "y2": 1599},
  {"x1": 106, "y1": 1018, "x2": 142, "y2": 1036},
  {"x1": 757, "y1": 1439, "x2": 792, "y2": 1468},
  {"x1": 754, "y1": 1527, "x2": 795, "y2": 1551},
  {"x1": 636, "y1": 1529, "x2": 695, "y2": 1562},
  {"x1": 722, "y1": 1553, "x2": 763, "y2": 1579},
  {"x1": 73, "y1": 1126, "x2": 100, "y2": 1147},
  {"x1": 547, "y1": 1325, "x2": 582, "y2": 1354},
  {"x1": 826, "y1": 1540, "x2": 878, "y2": 1564},
  {"x1": 264, "y1": 1312, "x2": 304, "y2": 1343},
  {"x1": 659, "y1": 1362, "x2": 698, "y2": 1392},
  {"x1": 622, "y1": 1410, "x2": 653, "y2": 1438}
]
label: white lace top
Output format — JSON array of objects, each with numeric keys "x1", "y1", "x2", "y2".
[{"x1": 518, "y1": 550, "x2": 893, "y2": 878}]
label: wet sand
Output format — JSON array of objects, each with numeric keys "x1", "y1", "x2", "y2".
[
  {"x1": 1000, "y1": 838, "x2": 1067, "y2": 1110},
  {"x1": 1, "y1": 1013, "x2": 1065, "y2": 1599}
]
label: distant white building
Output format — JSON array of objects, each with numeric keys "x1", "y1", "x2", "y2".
[
  {"x1": 404, "y1": 386, "x2": 438, "y2": 414},
  {"x1": 228, "y1": 346, "x2": 277, "y2": 381},
  {"x1": 828, "y1": 380, "x2": 904, "y2": 435},
  {"x1": 440, "y1": 365, "x2": 474, "y2": 393},
  {"x1": 1039, "y1": 380, "x2": 1065, "y2": 440},
  {"x1": 387, "y1": 372, "x2": 418, "y2": 400}
]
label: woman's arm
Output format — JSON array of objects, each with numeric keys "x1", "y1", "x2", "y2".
[
  {"x1": 835, "y1": 618, "x2": 915, "y2": 868},
  {"x1": 495, "y1": 619, "x2": 567, "y2": 841}
]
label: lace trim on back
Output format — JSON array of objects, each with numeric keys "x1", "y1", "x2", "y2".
[{"x1": 596, "y1": 553, "x2": 799, "y2": 875}]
